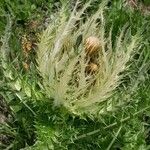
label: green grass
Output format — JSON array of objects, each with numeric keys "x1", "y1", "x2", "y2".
[{"x1": 0, "y1": 0, "x2": 150, "y2": 150}]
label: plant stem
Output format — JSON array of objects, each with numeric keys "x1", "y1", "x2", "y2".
[{"x1": 106, "y1": 126, "x2": 122, "y2": 150}]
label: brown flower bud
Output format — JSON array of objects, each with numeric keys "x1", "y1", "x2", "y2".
[
  {"x1": 86, "y1": 63, "x2": 98, "y2": 74},
  {"x1": 85, "y1": 36, "x2": 101, "y2": 55}
]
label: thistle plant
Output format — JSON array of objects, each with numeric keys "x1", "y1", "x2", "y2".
[
  {"x1": 37, "y1": 0, "x2": 141, "y2": 116},
  {"x1": 1, "y1": 0, "x2": 150, "y2": 149}
]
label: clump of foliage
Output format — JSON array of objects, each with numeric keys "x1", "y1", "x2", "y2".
[{"x1": 0, "y1": 0, "x2": 150, "y2": 150}]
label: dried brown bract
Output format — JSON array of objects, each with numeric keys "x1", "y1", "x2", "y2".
[{"x1": 21, "y1": 35, "x2": 32, "y2": 58}]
